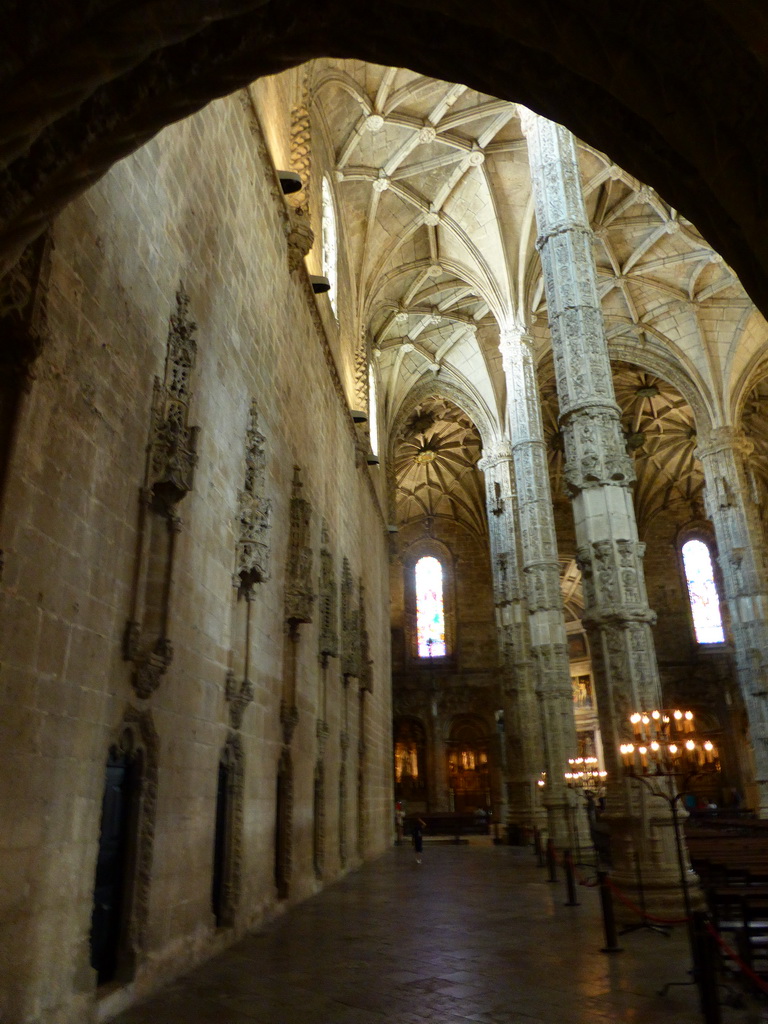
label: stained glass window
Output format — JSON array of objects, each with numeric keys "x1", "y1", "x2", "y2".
[
  {"x1": 321, "y1": 177, "x2": 338, "y2": 317},
  {"x1": 682, "y1": 539, "x2": 725, "y2": 644},
  {"x1": 416, "y1": 555, "x2": 446, "y2": 657}
]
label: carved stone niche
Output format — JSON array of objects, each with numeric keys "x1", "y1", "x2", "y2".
[
  {"x1": 284, "y1": 466, "x2": 314, "y2": 627},
  {"x1": 124, "y1": 287, "x2": 199, "y2": 699}
]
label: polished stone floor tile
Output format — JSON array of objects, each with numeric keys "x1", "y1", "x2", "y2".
[{"x1": 113, "y1": 843, "x2": 768, "y2": 1024}]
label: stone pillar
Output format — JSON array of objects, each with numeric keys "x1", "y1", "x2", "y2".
[
  {"x1": 697, "y1": 427, "x2": 768, "y2": 813},
  {"x1": 499, "y1": 328, "x2": 586, "y2": 848},
  {"x1": 478, "y1": 442, "x2": 544, "y2": 836},
  {"x1": 521, "y1": 109, "x2": 681, "y2": 902}
]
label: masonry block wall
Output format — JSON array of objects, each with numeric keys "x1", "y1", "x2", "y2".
[{"x1": 0, "y1": 84, "x2": 392, "y2": 1024}]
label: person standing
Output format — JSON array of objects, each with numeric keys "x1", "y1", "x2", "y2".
[
  {"x1": 412, "y1": 817, "x2": 426, "y2": 864},
  {"x1": 395, "y1": 802, "x2": 405, "y2": 845}
]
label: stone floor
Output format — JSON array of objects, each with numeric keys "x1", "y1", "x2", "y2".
[{"x1": 111, "y1": 841, "x2": 768, "y2": 1024}]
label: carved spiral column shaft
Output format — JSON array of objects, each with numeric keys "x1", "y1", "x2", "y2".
[
  {"x1": 500, "y1": 328, "x2": 582, "y2": 847},
  {"x1": 697, "y1": 428, "x2": 768, "y2": 812},
  {"x1": 522, "y1": 110, "x2": 681, "y2": 900},
  {"x1": 479, "y1": 443, "x2": 544, "y2": 833}
]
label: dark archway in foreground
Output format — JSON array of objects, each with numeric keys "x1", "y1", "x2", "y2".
[{"x1": 2, "y1": 2, "x2": 768, "y2": 312}]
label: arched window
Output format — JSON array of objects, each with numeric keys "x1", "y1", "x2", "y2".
[
  {"x1": 415, "y1": 555, "x2": 446, "y2": 657},
  {"x1": 681, "y1": 538, "x2": 725, "y2": 644},
  {"x1": 368, "y1": 363, "x2": 379, "y2": 456},
  {"x1": 321, "y1": 176, "x2": 338, "y2": 317}
]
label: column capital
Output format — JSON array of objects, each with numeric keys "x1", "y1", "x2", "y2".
[
  {"x1": 695, "y1": 425, "x2": 754, "y2": 461},
  {"x1": 498, "y1": 319, "x2": 534, "y2": 376},
  {"x1": 478, "y1": 439, "x2": 514, "y2": 471},
  {"x1": 498, "y1": 318, "x2": 534, "y2": 350}
]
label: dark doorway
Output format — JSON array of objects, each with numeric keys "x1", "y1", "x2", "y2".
[
  {"x1": 90, "y1": 748, "x2": 138, "y2": 985},
  {"x1": 211, "y1": 759, "x2": 229, "y2": 926},
  {"x1": 274, "y1": 760, "x2": 291, "y2": 899}
]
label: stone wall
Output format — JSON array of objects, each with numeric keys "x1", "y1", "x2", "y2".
[{"x1": 0, "y1": 85, "x2": 392, "y2": 1024}]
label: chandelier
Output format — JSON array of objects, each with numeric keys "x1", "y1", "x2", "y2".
[
  {"x1": 619, "y1": 709, "x2": 719, "y2": 777},
  {"x1": 565, "y1": 756, "x2": 607, "y2": 790}
]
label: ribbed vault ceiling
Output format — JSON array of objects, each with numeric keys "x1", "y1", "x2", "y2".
[
  {"x1": 311, "y1": 58, "x2": 768, "y2": 557},
  {"x1": 392, "y1": 397, "x2": 486, "y2": 537}
]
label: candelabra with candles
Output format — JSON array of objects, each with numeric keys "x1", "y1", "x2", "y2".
[
  {"x1": 565, "y1": 756, "x2": 608, "y2": 792},
  {"x1": 620, "y1": 708, "x2": 720, "y2": 1005},
  {"x1": 620, "y1": 709, "x2": 719, "y2": 778}
]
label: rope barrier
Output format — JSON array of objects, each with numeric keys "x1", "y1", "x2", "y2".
[
  {"x1": 704, "y1": 920, "x2": 768, "y2": 996},
  {"x1": 604, "y1": 876, "x2": 690, "y2": 925},
  {"x1": 570, "y1": 860, "x2": 600, "y2": 887},
  {"x1": 543, "y1": 841, "x2": 768, "y2": 995},
  {"x1": 542, "y1": 844, "x2": 687, "y2": 915}
]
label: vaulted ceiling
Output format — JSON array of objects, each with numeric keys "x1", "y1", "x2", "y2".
[{"x1": 310, "y1": 60, "x2": 768, "y2": 538}]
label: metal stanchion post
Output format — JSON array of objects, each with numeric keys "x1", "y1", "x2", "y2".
[
  {"x1": 563, "y1": 849, "x2": 580, "y2": 906},
  {"x1": 598, "y1": 871, "x2": 623, "y2": 954},
  {"x1": 546, "y1": 837, "x2": 557, "y2": 883},
  {"x1": 692, "y1": 912, "x2": 722, "y2": 1024},
  {"x1": 533, "y1": 826, "x2": 544, "y2": 865}
]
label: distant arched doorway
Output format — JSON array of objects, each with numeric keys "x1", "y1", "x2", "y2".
[
  {"x1": 446, "y1": 717, "x2": 491, "y2": 814},
  {"x1": 393, "y1": 717, "x2": 427, "y2": 807}
]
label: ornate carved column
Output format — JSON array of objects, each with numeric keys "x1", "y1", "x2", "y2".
[
  {"x1": 521, "y1": 109, "x2": 681, "y2": 901},
  {"x1": 499, "y1": 326, "x2": 585, "y2": 848},
  {"x1": 478, "y1": 441, "x2": 544, "y2": 836},
  {"x1": 697, "y1": 427, "x2": 768, "y2": 812}
]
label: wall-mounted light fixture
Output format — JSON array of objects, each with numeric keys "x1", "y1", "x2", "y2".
[
  {"x1": 309, "y1": 275, "x2": 331, "y2": 294},
  {"x1": 366, "y1": 453, "x2": 380, "y2": 466},
  {"x1": 277, "y1": 171, "x2": 302, "y2": 195},
  {"x1": 351, "y1": 410, "x2": 368, "y2": 423}
]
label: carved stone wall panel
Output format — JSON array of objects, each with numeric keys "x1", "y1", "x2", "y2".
[
  {"x1": 124, "y1": 288, "x2": 199, "y2": 698},
  {"x1": 284, "y1": 466, "x2": 314, "y2": 626},
  {"x1": 341, "y1": 557, "x2": 361, "y2": 680},
  {"x1": 358, "y1": 579, "x2": 373, "y2": 694},
  {"x1": 318, "y1": 523, "x2": 339, "y2": 661},
  {"x1": 236, "y1": 401, "x2": 272, "y2": 589}
]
